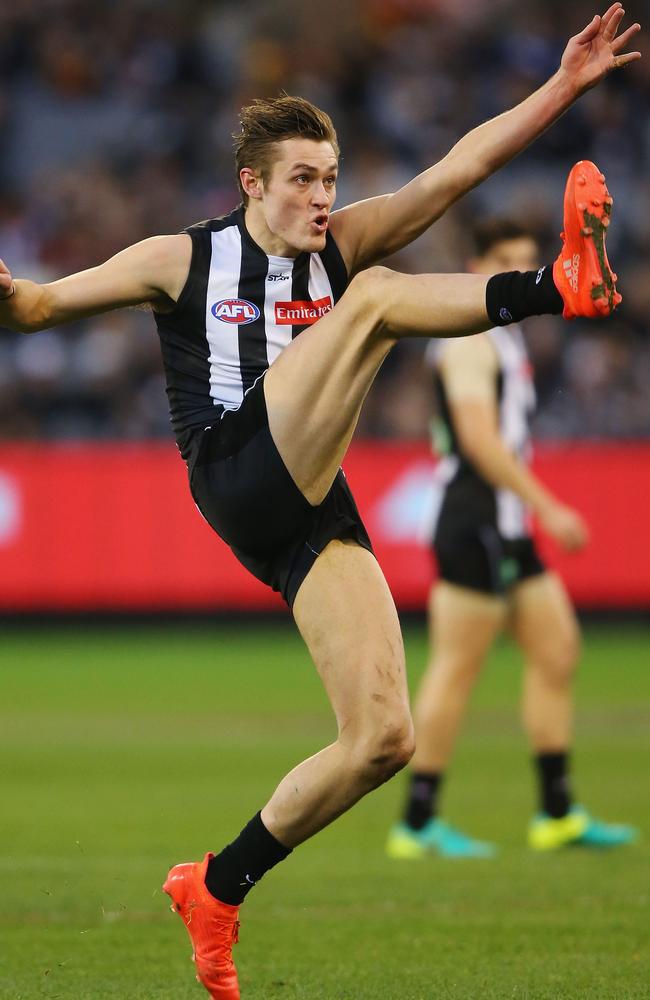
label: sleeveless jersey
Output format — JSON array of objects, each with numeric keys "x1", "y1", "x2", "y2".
[
  {"x1": 429, "y1": 325, "x2": 536, "y2": 539},
  {"x1": 154, "y1": 206, "x2": 348, "y2": 459}
]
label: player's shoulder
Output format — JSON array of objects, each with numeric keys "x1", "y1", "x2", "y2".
[
  {"x1": 439, "y1": 332, "x2": 498, "y2": 372},
  {"x1": 184, "y1": 206, "x2": 242, "y2": 236}
]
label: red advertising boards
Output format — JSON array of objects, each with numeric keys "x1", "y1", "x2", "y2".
[{"x1": 0, "y1": 442, "x2": 648, "y2": 611}]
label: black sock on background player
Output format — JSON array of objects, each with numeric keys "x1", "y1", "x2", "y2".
[
  {"x1": 404, "y1": 772, "x2": 443, "y2": 830},
  {"x1": 205, "y1": 812, "x2": 291, "y2": 905},
  {"x1": 535, "y1": 751, "x2": 573, "y2": 818}
]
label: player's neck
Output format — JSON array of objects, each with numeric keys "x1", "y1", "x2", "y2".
[{"x1": 243, "y1": 204, "x2": 300, "y2": 259}]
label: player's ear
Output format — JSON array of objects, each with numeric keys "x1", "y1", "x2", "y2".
[{"x1": 240, "y1": 168, "x2": 263, "y2": 201}]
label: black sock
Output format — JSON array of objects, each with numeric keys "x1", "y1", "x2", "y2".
[
  {"x1": 535, "y1": 752, "x2": 573, "y2": 818},
  {"x1": 204, "y1": 812, "x2": 291, "y2": 905},
  {"x1": 404, "y1": 772, "x2": 443, "y2": 830},
  {"x1": 486, "y1": 265, "x2": 563, "y2": 326}
]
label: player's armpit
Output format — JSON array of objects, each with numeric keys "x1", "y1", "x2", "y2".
[
  {"x1": 330, "y1": 171, "x2": 461, "y2": 272},
  {"x1": 5, "y1": 234, "x2": 192, "y2": 333},
  {"x1": 328, "y1": 196, "x2": 393, "y2": 273}
]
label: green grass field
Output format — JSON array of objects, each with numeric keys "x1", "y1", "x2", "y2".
[{"x1": 2, "y1": 622, "x2": 649, "y2": 999}]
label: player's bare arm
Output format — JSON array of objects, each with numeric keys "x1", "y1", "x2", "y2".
[
  {"x1": 331, "y1": 4, "x2": 641, "y2": 272},
  {"x1": 441, "y1": 337, "x2": 588, "y2": 551},
  {"x1": 0, "y1": 234, "x2": 191, "y2": 334}
]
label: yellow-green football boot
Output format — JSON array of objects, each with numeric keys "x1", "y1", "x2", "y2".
[{"x1": 528, "y1": 805, "x2": 638, "y2": 850}]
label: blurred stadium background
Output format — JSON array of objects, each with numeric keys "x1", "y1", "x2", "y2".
[
  {"x1": 1, "y1": 2, "x2": 649, "y2": 998},
  {"x1": 0, "y1": 0, "x2": 649, "y2": 612}
]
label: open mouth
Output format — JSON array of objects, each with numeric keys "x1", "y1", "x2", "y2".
[{"x1": 311, "y1": 214, "x2": 328, "y2": 233}]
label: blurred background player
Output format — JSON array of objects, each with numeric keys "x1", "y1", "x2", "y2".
[{"x1": 387, "y1": 219, "x2": 639, "y2": 859}]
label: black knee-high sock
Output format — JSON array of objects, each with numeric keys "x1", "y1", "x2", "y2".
[
  {"x1": 486, "y1": 266, "x2": 563, "y2": 326},
  {"x1": 404, "y1": 772, "x2": 443, "y2": 830},
  {"x1": 535, "y1": 752, "x2": 573, "y2": 818},
  {"x1": 204, "y1": 812, "x2": 292, "y2": 905}
]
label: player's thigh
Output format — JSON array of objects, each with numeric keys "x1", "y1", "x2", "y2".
[
  {"x1": 264, "y1": 268, "x2": 395, "y2": 504},
  {"x1": 428, "y1": 581, "x2": 507, "y2": 673},
  {"x1": 293, "y1": 538, "x2": 411, "y2": 746},
  {"x1": 510, "y1": 571, "x2": 581, "y2": 677}
]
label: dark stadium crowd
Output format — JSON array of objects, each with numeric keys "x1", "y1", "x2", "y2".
[{"x1": 1, "y1": 0, "x2": 649, "y2": 442}]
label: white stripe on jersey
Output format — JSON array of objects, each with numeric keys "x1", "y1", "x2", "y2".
[
  {"x1": 487, "y1": 326, "x2": 536, "y2": 538},
  {"x1": 308, "y1": 253, "x2": 335, "y2": 308},
  {"x1": 206, "y1": 226, "x2": 246, "y2": 410},
  {"x1": 264, "y1": 255, "x2": 298, "y2": 368}
]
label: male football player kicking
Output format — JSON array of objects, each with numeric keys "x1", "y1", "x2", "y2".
[{"x1": 0, "y1": 6, "x2": 640, "y2": 996}]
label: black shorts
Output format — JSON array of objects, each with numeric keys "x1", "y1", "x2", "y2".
[
  {"x1": 434, "y1": 522, "x2": 545, "y2": 596},
  {"x1": 186, "y1": 375, "x2": 373, "y2": 607}
]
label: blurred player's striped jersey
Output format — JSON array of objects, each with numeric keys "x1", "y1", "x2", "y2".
[{"x1": 427, "y1": 326, "x2": 536, "y2": 538}]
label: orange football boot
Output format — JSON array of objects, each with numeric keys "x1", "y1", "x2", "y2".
[
  {"x1": 163, "y1": 853, "x2": 241, "y2": 1000},
  {"x1": 553, "y1": 160, "x2": 622, "y2": 320}
]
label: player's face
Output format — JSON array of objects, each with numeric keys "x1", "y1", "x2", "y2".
[
  {"x1": 472, "y1": 237, "x2": 539, "y2": 276},
  {"x1": 253, "y1": 139, "x2": 338, "y2": 255}
]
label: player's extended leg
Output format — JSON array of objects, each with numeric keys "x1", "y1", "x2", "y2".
[
  {"x1": 266, "y1": 159, "x2": 619, "y2": 505},
  {"x1": 387, "y1": 581, "x2": 505, "y2": 859},
  {"x1": 265, "y1": 269, "x2": 499, "y2": 504},
  {"x1": 511, "y1": 571, "x2": 637, "y2": 850}
]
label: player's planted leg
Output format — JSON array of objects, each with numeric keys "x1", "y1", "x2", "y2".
[{"x1": 166, "y1": 542, "x2": 414, "y2": 997}]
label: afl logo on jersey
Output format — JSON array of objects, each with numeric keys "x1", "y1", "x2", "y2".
[{"x1": 212, "y1": 298, "x2": 260, "y2": 324}]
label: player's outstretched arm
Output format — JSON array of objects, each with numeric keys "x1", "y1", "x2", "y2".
[
  {"x1": 332, "y1": 3, "x2": 641, "y2": 273},
  {"x1": 0, "y1": 234, "x2": 191, "y2": 334}
]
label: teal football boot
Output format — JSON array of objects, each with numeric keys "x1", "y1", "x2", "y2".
[{"x1": 386, "y1": 818, "x2": 497, "y2": 859}]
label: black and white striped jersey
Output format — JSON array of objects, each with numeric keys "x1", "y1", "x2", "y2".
[
  {"x1": 154, "y1": 205, "x2": 348, "y2": 459},
  {"x1": 427, "y1": 325, "x2": 537, "y2": 539}
]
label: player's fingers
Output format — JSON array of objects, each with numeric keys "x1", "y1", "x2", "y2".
[
  {"x1": 613, "y1": 50, "x2": 642, "y2": 67},
  {"x1": 575, "y1": 520, "x2": 590, "y2": 548},
  {"x1": 600, "y1": 2, "x2": 623, "y2": 29},
  {"x1": 602, "y1": 6, "x2": 625, "y2": 42},
  {"x1": 566, "y1": 532, "x2": 585, "y2": 552},
  {"x1": 575, "y1": 14, "x2": 601, "y2": 42},
  {"x1": 611, "y1": 23, "x2": 641, "y2": 53}
]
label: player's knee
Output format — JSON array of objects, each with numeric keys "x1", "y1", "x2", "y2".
[
  {"x1": 346, "y1": 266, "x2": 397, "y2": 326},
  {"x1": 357, "y1": 713, "x2": 415, "y2": 785},
  {"x1": 539, "y1": 629, "x2": 581, "y2": 684}
]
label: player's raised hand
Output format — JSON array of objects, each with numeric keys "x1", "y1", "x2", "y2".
[
  {"x1": 0, "y1": 258, "x2": 16, "y2": 301},
  {"x1": 560, "y1": 4, "x2": 641, "y2": 94}
]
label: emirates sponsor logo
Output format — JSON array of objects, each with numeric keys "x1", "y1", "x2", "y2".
[
  {"x1": 562, "y1": 254, "x2": 580, "y2": 293},
  {"x1": 275, "y1": 295, "x2": 333, "y2": 325}
]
